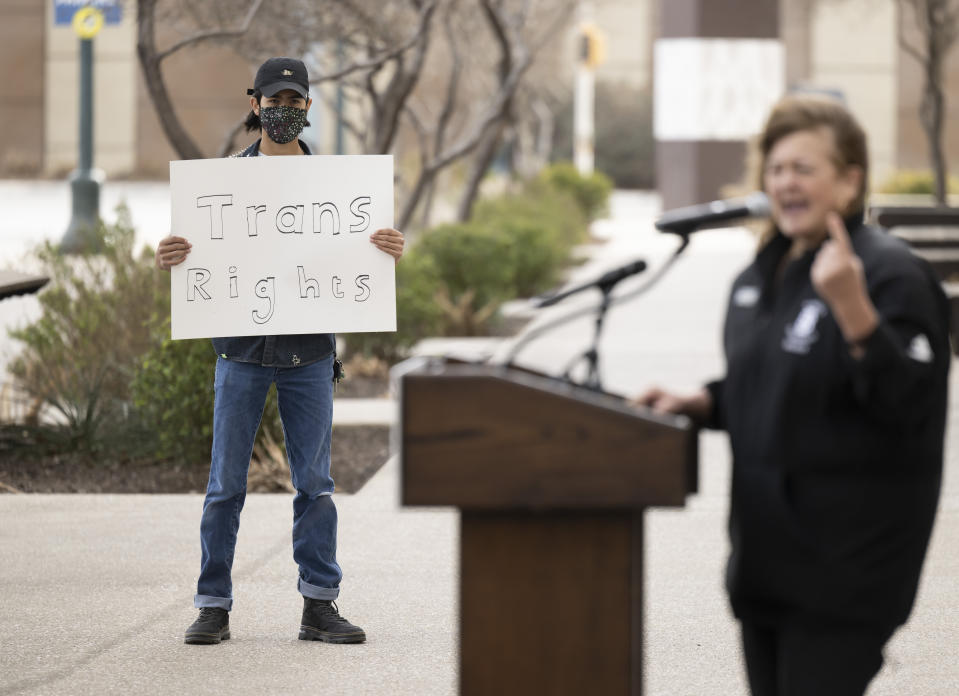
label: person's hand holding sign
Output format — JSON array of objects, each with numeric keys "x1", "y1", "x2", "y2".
[
  {"x1": 370, "y1": 228, "x2": 404, "y2": 262},
  {"x1": 811, "y1": 212, "x2": 879, "y2": 357},
  {"x1": 156, "y1": 235, "x2": 192, "y2": 271}
]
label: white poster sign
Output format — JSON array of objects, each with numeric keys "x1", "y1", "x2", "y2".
[
  {"x1": 654, "y1": 39, "x2": 784, "y2": 141},
  {"x1": 169, "y1": 155, "x2": 395, "y2": 340}
]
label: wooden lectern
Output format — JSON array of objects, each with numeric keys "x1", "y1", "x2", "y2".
[{"x1": 398, "y1": 358, "x2": 698, "y2": 696}]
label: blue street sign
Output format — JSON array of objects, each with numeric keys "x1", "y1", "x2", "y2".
[{"x1": 54, "y1": 1, "x2": 122, "y2": 26}]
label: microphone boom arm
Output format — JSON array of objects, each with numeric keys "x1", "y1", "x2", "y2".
[
  {"x1": 499, "y1": 237, "x2": 691, "y2": 389},
  {"x1": 536, "y1": 259, "x2": 647, "y2": 308}
]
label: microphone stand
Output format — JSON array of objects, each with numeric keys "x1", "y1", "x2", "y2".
[
  {"x1": 499, "y1": 235, "x2": 692, "y2": 391},
  {"x1": 557, "y1": 271, "x2": 620, "y2": 391}
]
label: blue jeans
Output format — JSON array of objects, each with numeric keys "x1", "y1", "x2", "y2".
[{"x1": 194, "y1": 355, "x2": 342, "y2": 610}]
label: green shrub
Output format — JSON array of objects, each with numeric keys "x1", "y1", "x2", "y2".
[
  {"x1": 468, "y1": 209, "x2": 568, "y2": 298},
  {"x1": 338, "y1": 248, "x2": 445, "y2": 362},
  {"x1": 130, "y1": 324, "x2": 285, "y2": 465},
  {"x1": 8, "y1": 207, "x2": 166, "y2": 449},
  {"x1": 9, "y1": 205, "x2": 283, "y2": 464},
  {"x1": 498, "y1": 218, "x2": 567, "y2": 297},
  {"x1": 130, "y1": 320, "x2": 216, "y2": 463},
  {"x1": 538, "y1": 162, "x2": 613, "y2": 221},
  {"x1": 416, "y1": 222, "x2": 516, "y2": 316},
  {"x1": 878, "y1": 169, "x2": 959, "y2": 195},
  {"x1": 473, "y1": 181, "x2": 588, "y2": 250},
  {"x1": 340, "y1": 168, "x2": 601, "y2": 359}
]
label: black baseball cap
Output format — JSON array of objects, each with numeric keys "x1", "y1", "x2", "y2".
[{"x1": 247, "y1": 57, "x2": 309, "y2": 98}]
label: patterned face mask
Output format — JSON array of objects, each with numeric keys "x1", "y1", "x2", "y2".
[{"x1": 259, "y1": 105, "x2": 307, "y2": 144}]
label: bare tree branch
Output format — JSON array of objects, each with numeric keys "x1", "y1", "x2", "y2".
[
  {"x1": 529, "y1": 1, "x2": 578, "y2": 53},
  {"x1": 335, "y1": 0, "x2": 386, "y2": 39},
  {"x1": 138, "y1": 0, "x2": 577, "y2": 224},
  {"x1": 311, "y1": 81, "x2": 367, "y2": 147},
  {"x1": 157, "y1": 0, "x2": 264, "y2": 62},
  {"x1": 216, "y1": 118, "x2": 248, "y2": 158},
  {"x1": 896, "y1": 0, "x2": 959, "y2": 204},
  {"x1": 898, "y1": 16, "x2": 928, "y2": 62},
  {"x1": 455, "y1": 0, "x2": 522, "y2": 220},
  {"x1": 310, "y1": 1, "x2": 438, "y2": 86},
  {"x1": 414, "y1": 1, "x2": 464, "y2": 229},
  {"x1": 394, "y1": 0, "x2": 577, "y2": 229},
  {"x1": 399, "y1": 3, "x2": 518, "y2": 227},
  {"x1": 136, "y1": 0, "x2": 204, "y2": 159},
  {"x1": 404, "y1": 106, "x2": 432, "y2": 167},
  {"x1": 366, "y1": 1, "x2": 439, "y2": 154},
  {"x1": 433, "y1": 1, "x2": 465, "y2": 159}
]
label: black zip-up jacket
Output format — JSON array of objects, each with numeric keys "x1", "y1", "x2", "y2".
[
  {"x1": 210, "y1": 138, "x2": 336, "y2": 367},
  {"x1": 705, "y1": 214, "x2": 950, "y2": 632}
]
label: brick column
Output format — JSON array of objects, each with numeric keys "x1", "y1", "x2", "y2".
[{"x1": 654, "y1": 0, "x2": 782, "y2": 209}]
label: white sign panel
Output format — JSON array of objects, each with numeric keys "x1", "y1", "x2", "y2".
[
  {"x1": 169, "y1": 155, "x2": 395, "y2": 340},
  {"x1": 654, "y1": 38, "x2": 784, "y2": 141}
]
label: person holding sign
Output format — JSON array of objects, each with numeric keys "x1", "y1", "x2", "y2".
[
  {"x1": 155, "y1": 57, "x2": 404, "y2": 646},
  {"x1": 635, "y1": 96, "x2": 949, "y2": 695}
]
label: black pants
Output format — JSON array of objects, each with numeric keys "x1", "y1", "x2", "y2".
[{"x1": 740, "y1": 619, "x2": 891, "y2": 696}]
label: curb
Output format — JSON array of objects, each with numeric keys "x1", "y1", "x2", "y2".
[{"x1": 332, "y1": 398, "x2": 396, "y2": 426}]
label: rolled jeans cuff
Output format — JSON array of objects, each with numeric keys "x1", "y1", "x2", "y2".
[
  {"x1": 298, "y1": 577, "x2": 340, "y2": 601},
  {"x1": 194, "y1": 594, "x2": 233, "y2": 611}
]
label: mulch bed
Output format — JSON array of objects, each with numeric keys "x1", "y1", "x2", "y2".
[
  {"x1": 0, "y1": 424, "x2": 390, "y2": 495},
  {"x1": 0, "y1": 366, "x2": 393, "y2": 495},
  {"x1": 335, "y1": 372, "x2": 391, "y2": 399}
]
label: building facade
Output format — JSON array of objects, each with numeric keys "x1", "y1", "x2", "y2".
[{"x1": 1, "y1": 0, "x2": 957, "y2": 203}]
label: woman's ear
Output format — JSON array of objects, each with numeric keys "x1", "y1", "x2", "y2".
[
  {"x1": 837, "y1": 164, "x2": 864, "y2": 211},
  {"x1": 250, "y1": 96, "x2": 259, "y2": 115}
]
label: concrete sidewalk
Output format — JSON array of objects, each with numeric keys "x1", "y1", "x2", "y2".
[
  {"x1": 0, "y1": 460, "x2": 459, "y2": 696},
  {"x1": 1, "y1": 190, "x2": 957, "y2": 695}
]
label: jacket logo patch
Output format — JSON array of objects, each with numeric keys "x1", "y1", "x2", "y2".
[
  {"x1": 782, "y1": 299, "x2": 827, "y2": 354},
  {"x1": 733, "y1": 285, "x2": 760, "y2": 307},
  {"x1": 907, "y1": 333, "x2": 933, "y2": 363}
]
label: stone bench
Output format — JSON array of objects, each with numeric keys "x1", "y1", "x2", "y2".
[
  {"x1": 871, "y1": 205, "x2": 959, "y2": 229},
  {"x1": 869, "y1": 206, "x2": 959, "y2": 355},
  {"x1": 0, "y1": 271, "x2": 48, "y2": 301},
  {"x1": 943, "y1": 282, "x2": 959, "y2": 357},
  {"x1": 890, "y1": 226, "x2": 959, "y2": 250},
  {"x1": 912, "y1": 247, "x2": 959, "y2": 283}
]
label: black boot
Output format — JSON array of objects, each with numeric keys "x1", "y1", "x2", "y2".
[
  {"x1": 299, "y1": 598, "x2": 366, "y2": 643},
  {"x1": 184, "y1": 607, "x2": 230, "y2": 645}
]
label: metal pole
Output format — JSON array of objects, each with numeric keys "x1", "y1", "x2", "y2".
[
  {"x1": 574, "y1": 61, "x2": 595, "y2": 174},
  {"x1": 573, "y1": 1, "x2": 596, "y2": 175},
  {"x1": 61, "y1": 37, "x2": 103, "y2": 254},
  {"x1": 79, "y1": 38, "x2": 93, "y2": 171}
]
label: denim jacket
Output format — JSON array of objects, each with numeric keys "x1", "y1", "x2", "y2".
[{"x1": 210, "y1": 138, "x2": 336, "y2": 367}]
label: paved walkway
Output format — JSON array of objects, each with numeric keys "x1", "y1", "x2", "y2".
[
  {"x1": 0, "y1": 185, "x2": 957, "y2": 695},
  {"x1": 333, "y1": 398, "x2": 397, "y2": 426}
]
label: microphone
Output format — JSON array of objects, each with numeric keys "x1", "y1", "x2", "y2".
[
  {"x1": 536, "y1": 259, "x2": 647, "y2": 307},
  {"x1": 655, "y1": 192, "x2": 770, "y2": 235}
]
